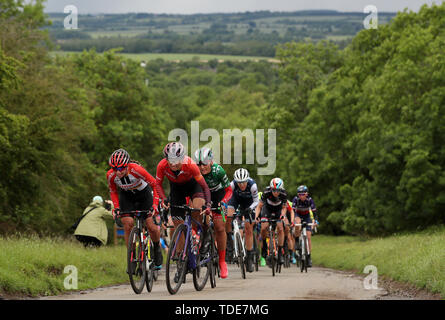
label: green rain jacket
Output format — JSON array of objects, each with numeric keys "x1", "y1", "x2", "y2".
[{"x1": 74, "y1": 199, "x2": 114, "y2": 245}]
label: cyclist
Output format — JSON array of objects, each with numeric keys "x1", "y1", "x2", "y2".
[
  {"x1": 255, "y1": 178, "x2": 288, "y2": 266},
  {"x1": 155, "y1": 142, "x2": 212, "y2": 278},
  {"x1": 292, "y1": 185, "x2": 318, "y2": 267},
  {"x1": 194, "y1": 147, "x2": 233, "y2": 279},
  {"x1": 226, "y1": 168, "x2": 259, "y2": 273},
  {"x1": 107, "y1": 148, "x2": 163, "y2": 270}
]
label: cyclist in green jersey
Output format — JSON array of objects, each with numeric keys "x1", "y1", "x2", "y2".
[{"x1": 194, "y1": 147, "x2": 233, "y2": 279}]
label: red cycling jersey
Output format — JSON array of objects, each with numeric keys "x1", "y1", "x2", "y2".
[
  {"x1": 156, "y1": 156, "x2": 211, "y2": 205},
  {"x1": 107, "y1": 162, "x2": 160, "y2": 209}
]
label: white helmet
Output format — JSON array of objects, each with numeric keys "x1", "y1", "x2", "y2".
[
  {"x1": 270, "y1": 177, "x2": 284, "y2": 190},
  {"x1": 234, "y1": 168, "x2": 250, "y2": 183}
]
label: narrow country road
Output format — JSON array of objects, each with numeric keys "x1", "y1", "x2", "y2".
[{"x1": 40, "y1": 264, "x2": 392, "y2": 300}]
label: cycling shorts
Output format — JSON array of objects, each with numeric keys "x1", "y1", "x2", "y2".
[
  {"x1": 119, "y1": 185, "x2": 153, "y2": 217},
  {"x1": 260, "y1": 204, "x2": 284, "y2": 223},
  {"x1": 170, "y1": 178, "x2": 204, "y2": 218}
]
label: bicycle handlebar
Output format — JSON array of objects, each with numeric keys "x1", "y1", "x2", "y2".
[{"x1": 118, "y1": 209, "x2": 154, "y2": 218}]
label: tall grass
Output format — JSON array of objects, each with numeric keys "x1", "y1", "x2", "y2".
[
  {"x1": 312, "y1": 225, "x2": 445, "y2": 297},
  {"x1": 0, "y1": 235, "x2": 127, "y2": 297}
]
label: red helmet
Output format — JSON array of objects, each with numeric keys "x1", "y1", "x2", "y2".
[
  {"x1": 109, "y1": 149, "x2": 130, "y2": 168},
  {"x1": 163, "y1": 142, "x2": 185, "y2": 163}
]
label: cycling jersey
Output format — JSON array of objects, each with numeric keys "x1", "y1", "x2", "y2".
[
  {"x1": 260, "y1": 186, "x2": 288, "y2": 209},
  {"x1": 292, "y1": 196, "x2": 318, "y2": 220},
  {"x1": 156, "y1": 155, "x2": 211, "y2": 206},
  {"x1": 202, "y1": 163, "x2": 232, "y2": 206},
  {"x1": 107, "y1": 162, "x2": 160, "y2": 209},
  {"x1": 228, "y1": 178, "x2": 259, "y2": 211}
]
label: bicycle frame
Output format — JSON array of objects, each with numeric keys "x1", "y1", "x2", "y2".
[
  {"x1": 232, "y1": 214, "x2": 246, "y2": 261},
  {"x1": 169, "y1": 206, "x2": 218, "y2": 271}
]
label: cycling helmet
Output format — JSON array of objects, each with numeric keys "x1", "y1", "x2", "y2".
[
  {"x1": 194, "y1": 147, "x2": 213, "y2": 165},
  {"x1": 270, "y1": 177, "x2": 284, "y2": 190},
  {"x1": 109, "y1": 149, "x2": 130, "y2": 168},
  {"x1": 163, "y1": 142, "x2": 185, "y2": 163},
  {"x1": 297, "y1": 185, "x2": 309, "y2": 194},
  {"x1": 234, "y1": 168, "x2": 250, "y2": 183}
]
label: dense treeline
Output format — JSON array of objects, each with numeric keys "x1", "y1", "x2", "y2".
[
  {"x1": 0, "y1": 0, "x2": 279, "y2": 235},
  {"x1": 261, "y1": 3, "x2": 445, "y2": 235},
  {"x1": 1, "y1": 0, "x2": 443, "y2": 236}
]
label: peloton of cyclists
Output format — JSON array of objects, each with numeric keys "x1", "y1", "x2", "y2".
[{"x1": 108, "y1": 145, "x2": 319, "y2": 275}]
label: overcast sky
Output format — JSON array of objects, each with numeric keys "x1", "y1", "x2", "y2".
[{"x1": 44, "y1": 0, "x2": 439, "y2": 14}]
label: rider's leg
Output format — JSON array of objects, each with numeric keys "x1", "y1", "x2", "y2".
[
  {"x1": 121, "y1": 217, "x2": 134, "y2": 246},
  {"x1": 260, "y1": 222, "x2": 269, "y2": 258}
]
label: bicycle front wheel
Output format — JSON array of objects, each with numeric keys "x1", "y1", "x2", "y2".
[
  {"x1": 166, "y1": 224, "x2": 188, "y2": 295},
  {"x1": 236, "y1": 233, "x2": 246, "y2": 279},
  {"x1": 127, "y1": 228, "x2": 146, "y2": 294},
  {"x1": 253, "y1": 233, "x2": 259, "y2": 272},
  {"x1": 269, "y1": 230, "x2": 276, "y2": 277},
  {"x1": 193, "y1": 230, "x2": 212, "y2": 291}
]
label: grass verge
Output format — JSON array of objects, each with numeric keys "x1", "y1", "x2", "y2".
[
  {"x1": 312, "y1": 225, "x2": 445, "y2": 298},
  {"x1": 0, "y1": 235, "x2": 127, "y2": 298}
]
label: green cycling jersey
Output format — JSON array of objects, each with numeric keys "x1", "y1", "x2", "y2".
[{"x1": 202, "y1": 163, "x2": 230, "y2": 192}]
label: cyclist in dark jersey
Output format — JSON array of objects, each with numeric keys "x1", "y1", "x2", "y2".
[
  {"x1": 255, "y1": 178, "x2": 288, "y2": 266},
  {"x1": 292, "y1": 185, "x2": 318, "y2": 267},
  {"x1": 194, "y1": 147, "x2": 233, "y2": 279},
  {"x1": 227, "y1": 168, "x2": 259, "y2": 273},
  {"x1": 107, "y1": 149, "x2": 164, "y2": 269}
]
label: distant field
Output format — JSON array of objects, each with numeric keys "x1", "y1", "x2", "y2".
[{"x1": 50, "y1": 51, "x2": 279, "y2": 63}]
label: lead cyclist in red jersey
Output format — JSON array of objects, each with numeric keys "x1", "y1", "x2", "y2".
[
  {"x1": 107, "y1": 149, "x2": 164, "y2": 269},
  {"x1": 156, "y1": 142, "x2": 212, "y2": 243}
]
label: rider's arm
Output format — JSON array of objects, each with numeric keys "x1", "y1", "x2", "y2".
[
  {"x1": 249, "y1": 183, "x2": 259, "y2": 211},
  {"x1": 218, "y1": 166, "x2": 232, "y2": 204},
  {"x1": 221, "y1": 185, "x2": 233, "y2": 205},
  {"x1": 107, "y1": 170, "x2": 120, "y2": 209},
  {"x1": 310, "y1": 198, "x2": 318, "y2": 221},
  {"x1": 195, "y1": 174, "x2": 212, "y2": 207},
  {"x1": 255, "y1": 199, "x2": 263, "y2": 220},
  {"x1": 155, "y1": 161, "x2": 167, "y2": 201}
]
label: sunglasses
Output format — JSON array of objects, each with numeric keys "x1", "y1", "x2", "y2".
[
  {"x1": 113, "y1": 166, "x2": 127, "y2": 172},
  {"x1": 272, "y1": 189, "x2": 280, "y2": 193},
  {"x1": 298, "y1": 193, "x2": 307, "y2": 196},
  {"x1": 198, "y1": 161, "x2": 210, "y2": 166}
]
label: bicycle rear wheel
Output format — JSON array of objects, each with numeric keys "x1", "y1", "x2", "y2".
[
  {"x1": 236, "y1": 233, "x2": 246, "y2": 279},
  {"x1": 253, "y1": 232, "x2": 259, "y2": 272},
  {"x1": 193, "y1": 230, "x2": 212, "y2": 291},
  {"x1": 127, "y1": 228, "x2": 146, "y2": 294},
  {"x1": 209, "y1": 230, "x2": 218, "y2": 288},
  {"x1": 299, "y1": 238, "x2": 306, "y2": 273},
  {"x1": 166, "y1": 224, "x2": 188, "y2": 295},
  {"x1": 269, "y1": 230, "x2": 276, "y2": 276}
]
